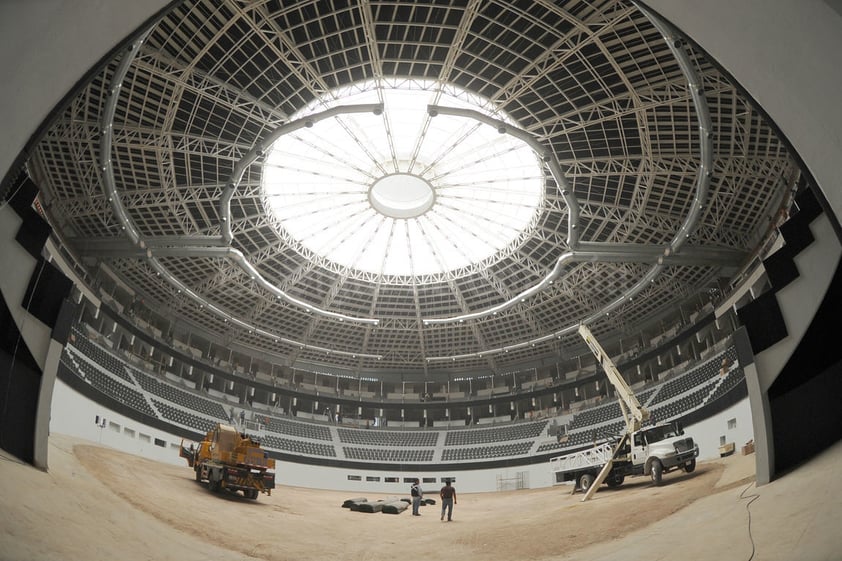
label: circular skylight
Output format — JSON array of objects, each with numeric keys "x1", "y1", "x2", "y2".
[
  {"x1": 262, "y1": 80, "x2": 544, "y2": 278},
  {"x1": 369, "y1": 174, "x2": 435, "y2": 219}
]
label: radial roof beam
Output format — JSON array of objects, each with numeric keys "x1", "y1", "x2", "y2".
[
  {"x1": 424, "y1": 6, "x2": 714, "y2": 337},
  {"x1": 427, "y1": 104, "x2": 581, "y2": 249},
  {"x1": 99, "y1": 32, "x2": 384, "y2": 328}
]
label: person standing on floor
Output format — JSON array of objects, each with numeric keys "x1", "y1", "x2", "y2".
[
  {"x1": 410, "y1": 478, "x2": 423, "y2": 516},
  {"x1": 440, "y1": 479, "x2": 456, "y2": 521}
]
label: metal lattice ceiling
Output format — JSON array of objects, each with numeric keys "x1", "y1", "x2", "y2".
[{"x1": 31, "y1": 0, "x2": 798, "y2": 375}]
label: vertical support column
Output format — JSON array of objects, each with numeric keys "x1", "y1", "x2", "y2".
[
  {"x1": 742, "y1": 359, "x2": 773, "y2": 485},
  {"x1": 33, "y1": 339, "x2": 64, "y2": 469}
]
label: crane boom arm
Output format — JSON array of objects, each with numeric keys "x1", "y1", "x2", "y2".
[{"x1": 577, "y1": 324, "x2": 649, "y2": 431}]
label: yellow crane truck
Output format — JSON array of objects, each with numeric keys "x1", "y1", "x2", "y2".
[{"x1": 179, "y1": 423, "x2": 275, "y2": 499}]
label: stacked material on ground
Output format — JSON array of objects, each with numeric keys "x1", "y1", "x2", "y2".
[
  {"x1": 342, "y1": 497, "x2": 368, "y2": 509},
  {"x1": 381, "y1": 500, "x2": 409, "y2": 514},
  {"x1": 342, "y1": 497, "x2": 408, "y2": 514}
]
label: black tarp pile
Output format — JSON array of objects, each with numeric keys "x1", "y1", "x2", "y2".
[
  {"x1": 342, "y1": 497, "x2": 410, "y2": 514},
  {"x1": 342, "y1": 497, "x2": 368, "y2": 510}
]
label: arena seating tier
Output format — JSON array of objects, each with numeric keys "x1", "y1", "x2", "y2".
[
  {"x1": 62, "y1": 347, "x2": 156, "y2": 418},
  {"x1": 337, "y1": 428, "x2": 438, "y2": 447},
  {"x1": 262, "y1": 434, "x2": 336, "y2": 457},
  {"x1": 151, "y1": 399, "x2": 217, "y2": 433},
  {"x1": 444, "y1": 420, "x2": 548, "y2": 446},
  {"x1": 133, "y1": 370, "x2": 229, "y2": 420},
  {"x1": 61, "y1": 326, "x2": 746, "y2": 467},
  {"x1": 71, "y1": 331, "x2": 135, "y2": 384},
  {"x1": 441, "y1": 441, "x2": 533, "y2": 461},
  {"x1": 648, "y1": 351, "x2": 729, "y2": 406},
  {"x1": 342, "y1": 447, "x2": 434, "y2": 462},
  {"x1": 266, "y1": 417, "x2": 332, "y2": 441}
]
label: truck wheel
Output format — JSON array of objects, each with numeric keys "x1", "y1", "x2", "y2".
[
  {"x1": 195, "y1": 468, "x2": 202, "y2": 482},
  {"x1": 606, "y1": 473, "x2": 624, "y2": 488},
  {"x1": 578, "y1": 473, "x2": 595, "y2": 492},
  {"x1": 208, "y1": 475, "x2": 220, "y2": 492},
  {"x1": 246, "y1": 489, "x2": 258, "y2": 500},
  {"x1": 684, "y1": 458, "x2": 696, "y2": 473},
  {"x1": 650, "y1": 460, "x2": 663, "y2": 486}
]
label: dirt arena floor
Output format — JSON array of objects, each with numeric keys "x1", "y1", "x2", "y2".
[{"x1": 0, "y1": 434, "x2": 755, "y2": 561}]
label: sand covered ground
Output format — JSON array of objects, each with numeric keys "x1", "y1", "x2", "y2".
[{"x1": 0, "y1": 433, "x2": 761, "y2": 561}]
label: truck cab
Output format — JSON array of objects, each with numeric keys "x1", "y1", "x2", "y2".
[{"x1": 630, "y1": 421, "x2": 699, "y2": 484}]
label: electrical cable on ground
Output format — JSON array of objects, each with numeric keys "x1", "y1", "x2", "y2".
[{"x1": 739, "y1": 481, "x2": 761, "y2": 561}]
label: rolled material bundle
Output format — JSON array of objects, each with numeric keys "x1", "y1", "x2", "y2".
[
  {"x1": 357, "y1": 500, "x2": 385, "y2": 513},
  {"x1": 342, "y1": 497, "x2": 368, "y2": 509},
  {"x1": 423, "y1": 498, "x2": 437, "y2": 505},
  {"x1": 356, "y1": 497, "x2": 397, "y2": 513},
  {"x1": 381, "y1": 500, "x2": 409, "y2": 514}
]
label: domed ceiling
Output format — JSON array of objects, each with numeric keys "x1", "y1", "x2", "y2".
[{"x1": 30, "y1": 0, "x2": 799, "y2": 375}]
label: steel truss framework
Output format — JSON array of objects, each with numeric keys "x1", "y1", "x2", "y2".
[{"x1": 32, "y1": 0, "x2": 798, "y2": 376}]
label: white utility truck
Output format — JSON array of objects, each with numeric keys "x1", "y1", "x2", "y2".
[{"x1": 550, "y1": 325, "x2": 699, "y2": 501}]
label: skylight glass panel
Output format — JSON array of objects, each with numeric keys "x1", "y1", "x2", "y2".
[{"x1": 262, "y1": 80, "x2": 543, "y2": 278}]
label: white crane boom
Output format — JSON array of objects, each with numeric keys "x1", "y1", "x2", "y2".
[
  {"x1": 577, "y1": 324, "x2": 651, "y2": 501},
  {"x1": 577, "y1": 324, "x2": 649, "y2": 432}
]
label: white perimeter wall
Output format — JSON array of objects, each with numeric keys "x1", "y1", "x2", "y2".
[
  {"x1": 685, "y1": 399, "x2": 754, "y2": 460},
  {"x1": 51, "y1": 378, "x2": 185, "y2": 466},
  {"x1": 51, "y1": 377, "x2": 753, "y2": 493}
]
